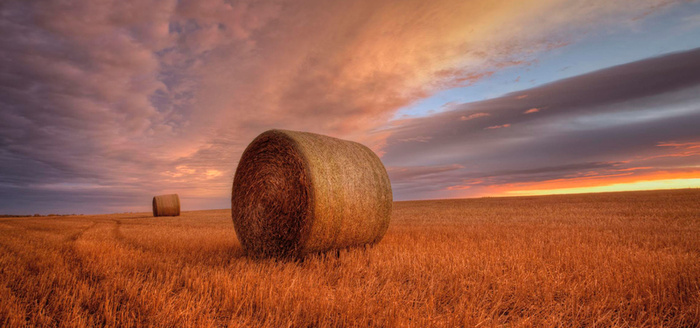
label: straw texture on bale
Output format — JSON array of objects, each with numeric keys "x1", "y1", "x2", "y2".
[
  {"x1": 152, "y1": 194, "x2": 180, "y2": 217},
  {"x1": 231, "y1": 129, "x2": 392, "y2": 258}
]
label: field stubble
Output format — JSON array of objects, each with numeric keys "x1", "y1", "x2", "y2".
[{"x1": 0, "y1": 189, "x2": 698, "y2": 327}]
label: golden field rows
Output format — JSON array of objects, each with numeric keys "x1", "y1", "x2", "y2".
[{"x1": 1, "y1": 189, "x2": 699, "y2": 327}]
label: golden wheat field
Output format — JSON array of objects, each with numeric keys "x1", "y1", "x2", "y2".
[{"x1": 1, "y1": 189, "x2": 699, "y2": 327}]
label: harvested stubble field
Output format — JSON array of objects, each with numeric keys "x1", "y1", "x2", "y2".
[{"x1": 1, "y1": 189, "x2": 699, "y2": 327}]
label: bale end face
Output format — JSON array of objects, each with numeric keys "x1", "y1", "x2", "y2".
[{"x1": 231, "y1": 131, "x2": 312, "y2": 258}]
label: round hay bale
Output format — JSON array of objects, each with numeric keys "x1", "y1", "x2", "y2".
[
  {"x1": 231, "y1": 129, "x2": 392, "y2": 258},
  {"x1": 152, "y1": 194, "x2": 180, "y2": 217}
]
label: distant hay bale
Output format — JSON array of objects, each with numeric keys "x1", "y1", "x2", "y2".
[
  {"x1": 152, "y1": 194, "x2": 180, "y2": 217},
  {"x1": 231, "y1": 129, "x2": 393, "y2": 258}
]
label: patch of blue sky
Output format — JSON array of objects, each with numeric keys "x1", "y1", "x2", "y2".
[{"x1": 394, "y1": 2, "x2": 700, "y2": 119}]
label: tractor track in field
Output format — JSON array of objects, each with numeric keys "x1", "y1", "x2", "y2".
[
  {"x1": 64, "y1": 221, "x2": 99, "y2": 242},
  {"x1": 109, "y1": 218, "x2": 153, "y2": 253}
]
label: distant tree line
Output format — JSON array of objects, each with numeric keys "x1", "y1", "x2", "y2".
[{"x1": 0, "y1": 214, "x2": 82, "y2": 218}]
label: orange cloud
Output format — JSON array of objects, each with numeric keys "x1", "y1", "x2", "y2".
[
  {"x1": 460, "y1": 113, "x2": 491, "y2": 121},
  {"x1": 616, "y1": 167, "x2": 653, "y2": 172},
  {"x1": 524, "y1": 108, "x2": 540, "y2": 114},
  {"x1": 657, "y1": 141, "x2": 700, "y2": 149},
  {"x1": 485, "y1": 124, "x2": 511, "y2": 130},
  {"x1": 447, "y1": 185, "x2": 472, "y2": 191},
  {"x1": 644, "y1": 141, "x2": 700, "y2": 159},
  {"x1": 398, "y1": 136, "x2": 433, "y2": 143}
]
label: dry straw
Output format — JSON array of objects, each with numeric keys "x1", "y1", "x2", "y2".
[
  {"x1": 231, "y1": 129, "x2": 393, "y2": 258},
  {"x1": 152, "y1": 194, "x2": 180, "y2": 217}
]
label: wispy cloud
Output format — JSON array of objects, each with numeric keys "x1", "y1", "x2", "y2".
[
  {"x1": 398, "y1": 136, "x2": 433, "y2": 143},
  {"x1": 484, "y1": 124, "x2": 511, "y2": 130},
  {"x1": 460, "y1": 113, "x2": 491, "y2": 121}
]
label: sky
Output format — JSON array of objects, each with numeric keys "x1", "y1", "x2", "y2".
[{"x1": 1, "y1": 0, "x2": 699, "y2": 214}]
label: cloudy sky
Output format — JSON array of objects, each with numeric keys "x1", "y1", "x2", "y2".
[{"x1": 1, "y1": 0, "x2": 699, "y2": 214}]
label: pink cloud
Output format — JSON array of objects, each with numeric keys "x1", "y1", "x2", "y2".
[
  {"x1": 460, "y1": 113, "x2": 491, "y2": 121},
  {"x1": 485, "y1": 124, "x2": 511, "y2": 130},
  {"x1": 644, "y1": 140, "x2": 700, "y2": 159},
  {"x1": 446, "y1": 185, "x2": 471, "y2": 191},
  {"x1": 398, "y1": 136, "x2": 433, "y2": 143}
]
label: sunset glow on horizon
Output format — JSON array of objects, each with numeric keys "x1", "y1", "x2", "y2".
[
  {"x1": 500, "y1": 169, "x2": 700, "y2": 197},
  {"x1": 1, "y1": 0, "x2": 700, "y2": 214},
  {"x1": 507, "y1": 179, "x2": 700, "y2": 197}
]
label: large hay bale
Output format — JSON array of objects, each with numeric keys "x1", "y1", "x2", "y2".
[
  {"x1": 152, "y1": 194, "x2": 180, "y2": 217},
  {"x1": 231, "y1": 129, "x2": 392, "y2": 258}
]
